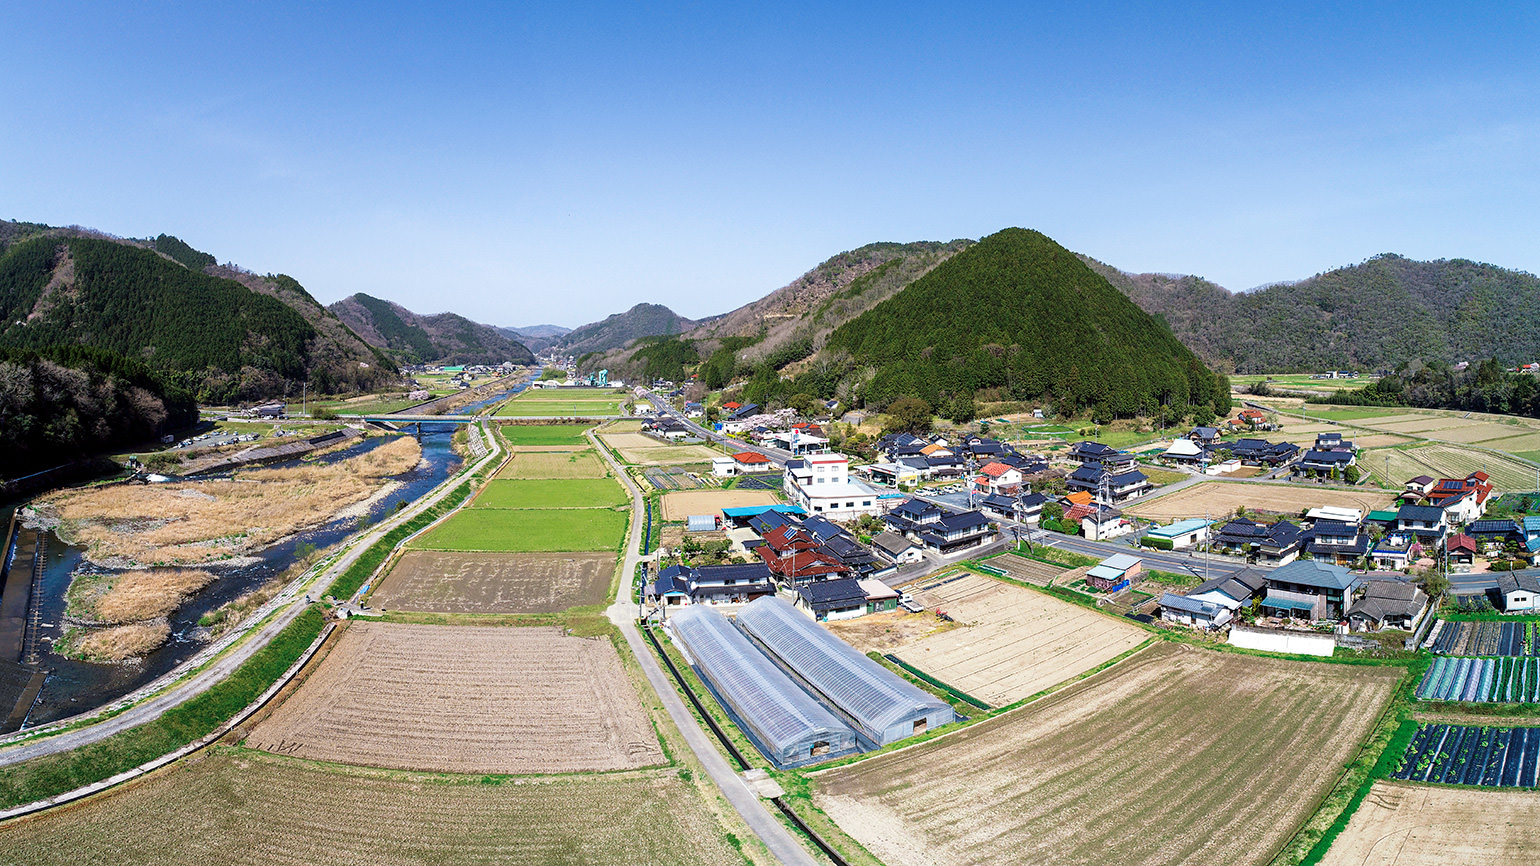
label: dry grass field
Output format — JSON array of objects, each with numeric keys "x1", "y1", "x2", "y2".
[
  {"x1": 38, "y1": 436, "x2": 422, "y2": 566},
  {"x1": 814, "y1": 643, "x2": 1401, "y2": 866},
  {"x1": 986, "y1": 553, "x2": 1069, "y2": 586},
  {"x1": 496, "y1": 449, "x2": 608, "y2": 479},
  {"x1": 1126, "y1": 481, "x2": 1396, "y2": 520},
  {"x1": 0, "y1": 750, "x2": 753, "y2": 866},
  {"x1": 877, "y1": 572, "x2": 1146, "y2": 706},
  {"x1": 64, "y1": 621, "x2": 171, "y2": 661},
  {"x1": 1319, "y1": 782, "x2": 1540, "y2": 866},
  {"x1": 1363, "y1": 443, "x2": 1538, "y2": 491},
  {"x1": 660, "y1": 489, "x2": 781, "y2": 520},
  {"x1": 66, "y1": 568, "x2": 214, "y2": 624},
  {"x1": 369, "y1": 551, "x2": 614, "y2": 613},
  {"x1": 599, "y1": 431, "x2": 722, "y2": 465},
  {"x1": 246, "y1": 623, "x2": 663, "y2": 774}
]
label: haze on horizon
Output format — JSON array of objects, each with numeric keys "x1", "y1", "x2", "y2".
[{"x1": 2, "y1": 2, "x2": 1536, "y2": 328}]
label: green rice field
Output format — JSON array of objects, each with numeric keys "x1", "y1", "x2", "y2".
[
  {"x1": 412, "y1": 507, "x2": 629, "y2": 552},
  {"x1": 472, "y1": 478, "x2": 628, "y2": 509},
  {"x1": 497, "y1": 398, "x2": 627, "y2": 417},
  {"x1": 498, "y1": 423, "x2": 596, "y2": 446}
]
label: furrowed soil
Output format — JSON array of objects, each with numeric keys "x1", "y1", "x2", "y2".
[
  {"x1": 246, "y1": 623, "x2": 663, "y2": 774},
  {"x1": 0, "y1": 749, "x2": 749, "y2": 866},
  {"x1": 837, "y1": 572, "x2": 1146, "y2": 706},
  {"x1": 369, "y1": 551, "x2": 614, "y2": 613},
  {"x1": 814, "y1": 642, "x2": 1401, "y2": 866},
  {"x1": 660, "y1": 489, "x2": 781, "y2": 520},
  {"x1": 1126, "y1": 481, "x2": 1396, "y2": 521},
  {"x1": 1319, "y1": 781, "x2": 1540, "y2": 866},
  {"x1": 598, "y1": 432, "x2": 722, "y2": 465}
]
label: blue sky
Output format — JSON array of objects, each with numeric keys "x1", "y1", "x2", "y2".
[{"x1": 3, "y1": 3, "x2": 1536, "y2": 326}]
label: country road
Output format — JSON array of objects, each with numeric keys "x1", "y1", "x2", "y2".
[
  {"x1": 0, "y1": 421, "x2": 505, "y2": 769},
  {"x1": 594, "y1": 423, "x2": 820, "y2": 866}
]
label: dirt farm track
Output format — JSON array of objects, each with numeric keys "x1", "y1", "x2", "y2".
[
  {"x1": 369, "y1": 551, "x2": 614, "y2": 613},
  {"x1": 1319, "y1": 781, "x2": 1540, "y2": 866},
  {"x1": 0, "y1": 751, "x2": 748, "y2": 866},
  {"x1": 814, "y1": 642, "x2": 1402, "y2": 866},
  {"x1": 246, "y1": 623, "x2": 663, "y2": 774},
  {"x1": 1126, "y1": 480, "x2": 1397, "y2": 521}
]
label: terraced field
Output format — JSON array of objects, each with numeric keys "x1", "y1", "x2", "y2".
[
  {"x1": 369, "y1": 551, "x2": 615, "y2": 613},
  {"x1": 246, "y1": 623, "x2": 663, "y2": 774},
  {"x1": 1363, "y1": 443, "x2": 1537, "y2": 491},
  {"x1": 0, "y1": 750, "x2": 749, "y2": 866},
  {"x1": 815, "y1": 643, "x2": 1401, "y2": 866},
  {"x1": 472, "y1": 478, "x2": 628, "y2": 508},
  {"x1": 496, "y1": 449, "x2": 608, "y2": 479},
  {"x1": 411, "y1": 507, "x2": 628, "y2": 551}
]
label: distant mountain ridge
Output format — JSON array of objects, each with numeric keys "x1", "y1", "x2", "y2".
[
  {"x1": 1084, "y1": 254, "x2": 1540, "y2": 373},
  {"x1": 497, "y1": 323, "x2": 571, "y2": 353},
  {"x1": 0, "y1": 222, "x2": 396, "y2": 402},
  {"x1": 329, "y1": 293, "x2": 534, "y2": 366},
  {"x1": 552, "y1": 303, "x2": 701, "y2": 357}
]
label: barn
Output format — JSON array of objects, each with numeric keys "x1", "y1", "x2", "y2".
[
  {"x1": 667, "y1": 605, "x2": 858, "y2": 768},
  {"x1": 736, "y1": 597, "x2": 955, "y2": 746}
]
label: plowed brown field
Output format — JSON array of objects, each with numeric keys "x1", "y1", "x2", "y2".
[
  {"x1": 1126, "y1": 481, "x2": 1395, "y2": 520},
  {"x1": 0, "y1": 750, "x2": 749, "y2": 866},
  {"x1": 1319, "y1": 782, "x2": 1540, "y2": 865},
  {"x1": 660, "y1": 489, "x2": 781, "y2": 520},
  {"x1": 369, "y1": 551, "x2": 613, "y2": 613},
  {"x1": 247, "y1": 623, "x2": 662, "y2": 774},
  {"x1": 815, "y1": 643, "x2": 1401, "y2": 866}
]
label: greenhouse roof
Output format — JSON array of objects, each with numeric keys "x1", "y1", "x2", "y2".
[
  {"x1": 668, "y1": 606, "x2": 856, "y2": 766},
  {"x1": 736, "y1": 597, "x2": 952, "y2": 739}
]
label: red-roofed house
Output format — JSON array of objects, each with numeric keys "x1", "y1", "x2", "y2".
[
  {"x1": 1446, "y1": 533, "x2": 1478, "y2": 566},
  {"x1": 972, "y1": 461, "x2": 1024, "y2": 496},
  {"x1": 732, "y1": 451, "x2": 774, "y2": 473},
  {"x1": 755, "y1": 524, "x2": 848, "y2": 585},
  {"x1": 722, "y1": 401, "x2": 742, "y2": 410}
]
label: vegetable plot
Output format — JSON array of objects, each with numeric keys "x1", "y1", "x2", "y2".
[
  {"x1": 1429, "y1": 621, "x2": 1526, "y2": 656},
  {"x1": 1417, "y1": 656, "x2": 1540, "y2": 703},
  {"x1": 1392, "y1": 724, "x2": 1540, "y2": 787}
]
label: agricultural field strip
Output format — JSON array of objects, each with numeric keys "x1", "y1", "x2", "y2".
[
  {"x1": 893, "y1": 573, "x2": 1146, "y2": 705},
  {"x1": 472, "y1": 477, "x2": 628, "y2": 509},
  {"x1": 495, "y1": 450, "x2": 609, "y2": 479},
  {"x1": 1391, "y1": 722, "x2": 1540, "y2": 787},
  {"x1": 0, "y1": 750, "x2": 748, "y2": 866},
  {"x1": 368, "y1": 551, "x2": 615, "y2": 614},
  {"x1": 1319, "y1": 782, "x2": 1540, "y2": 866},
  {"x1": 814, "y1": 643, "x2": 1401, "y2": 866},
  {"x1": 1417, "y1": 657, "x2": 1540, "y2": 703},
  {"x1": 247, "y1": 623, "x2": 664, "y2": 774},
  {"x1": 659, "y1": 489, "x2": 782, "y2": 521},
  {"x1": 410, "y1": 507, "x2": 629, "y2": 552},
  {"x1": 984, "y1": 553, "x2": 1066, "y2": 586},
  {"x1": 1126, "y1": 481, "x2": 1395, "y2": 520},
  {"x1": 1428, "y1": 620, "x2": 1530, "y2": 657}
]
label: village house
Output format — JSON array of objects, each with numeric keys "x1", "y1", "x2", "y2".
[
  {"x1": 1304, "y1": 519, "x2": 1369, "y2": 568},
  {"x1": 1498, "y1": 570, "x2": 1540, "y2": 613},
  {"x1": 1161, "y1": 438, "x2": 1206, "y2": 465},
  {"x1": 754, "y1": 523, "x2": 850, "y2": 586},
  {"x1": 1212, "y1": 518, "x2": 1303, "y2": 565},
  {"x1": 1158, "y1": 593, "x2": 1232, "y2": 630},
  {"x1": 648, "y1": 562, "x2": 775, "y2": 607},
  {"x1": 1143, "y1": 518, "x2": 1213, "y2": 550},
  {"x1": 794, "y1": 578, "x2": 869, "y2": 622},
  {"x1": 973, "y1": 461, "x2": 1025, "y2": 496},
  {"x1": 1065, "y1": 464, "x2": 1151, "y2": 504},
  {"x1": 1346, "y1": 579, "x2": 1430, "y2": 632},
  {"x1": 1086, "y1": 553, "x2": 1141, "y2": 592},
  {"x1": 871, "y1": 531, "x2": 925, "y2": 565},
  {"x1": 1260, "y1": 560, "x2": 1357, "y2": 621},
  {"x1": 911, "y1": 510, "x2": 995, "y2": 556}
]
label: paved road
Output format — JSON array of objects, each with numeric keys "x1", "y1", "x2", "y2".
[
  {"x1": 0, "y1": 421, "x2": 505, "y2": 768},
  {"x1": 642, "y1": 391, "x2": 795, "y2": 464},
  {"x1": 594, "y1": 426, "x2": 819, "y2": 866}
]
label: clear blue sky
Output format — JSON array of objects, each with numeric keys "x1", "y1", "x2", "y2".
[{"x1": 3, "y1": 2, "x2": 1536, "y2": 326}]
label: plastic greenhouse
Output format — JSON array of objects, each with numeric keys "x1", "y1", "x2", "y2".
[
  {"x1": 668, "y1": 605, "x2": 858, "y2": 767},
  {"x1": 736, "y1": 597, "x2": 955, "y2": 746}
]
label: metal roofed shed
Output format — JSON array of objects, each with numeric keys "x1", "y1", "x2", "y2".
[
  {"x1": 736, "y1": 597, "x2": 955, "y2": 746},
  {"x1": 667, "y1": 606, "x2": 858, "y2": 768}
]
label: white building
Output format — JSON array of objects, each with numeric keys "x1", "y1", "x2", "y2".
[{"x1": 783, "y1": 452, "x2": 881, "y2": 520}]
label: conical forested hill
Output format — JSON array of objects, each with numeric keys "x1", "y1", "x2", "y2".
[{"x1": 824, "y1": 227, "x2": 1229, "y2": 419}]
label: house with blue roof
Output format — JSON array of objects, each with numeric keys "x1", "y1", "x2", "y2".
[
  {"x1": 1144, "y1": 518, "x2": 1213, "y2": 550},
  {"x1": 1261, "y1": 560, "x2": 1357, "y2": 620}
]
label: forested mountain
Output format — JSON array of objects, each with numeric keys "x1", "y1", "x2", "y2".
[
  {"x1": 1085, "y1": 254, "x2": 1540, "y2": 373},
  {"x1": 0, "y1": 222, "x2": 396, "y2": 403},
  {"x1": 553, "y1": 303, "x2": 700, "y2": 357},
  {"x1": 825, "y1": 228, "x2": 1229, "y2": 420},
  {"x1": 0, "y1": 345, "x2": 198, "y2": 478},
  {"x1": 496, "y1": 323, "x2": 570, "y2": 353},
  {"x1": 329, "y1": 293, "x2": 534, "y2": 366},
  {"x1": 584, "y1": 240, "x2": 971, "y2": 380}
]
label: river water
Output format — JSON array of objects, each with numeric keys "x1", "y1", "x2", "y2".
[{"x1": 18, "y1": 425, "x2": 464, "y2": 727}]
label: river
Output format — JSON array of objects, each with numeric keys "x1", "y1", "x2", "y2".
[{"x1": 15, "y1": 425, "x2": 464, "y2": 727}]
